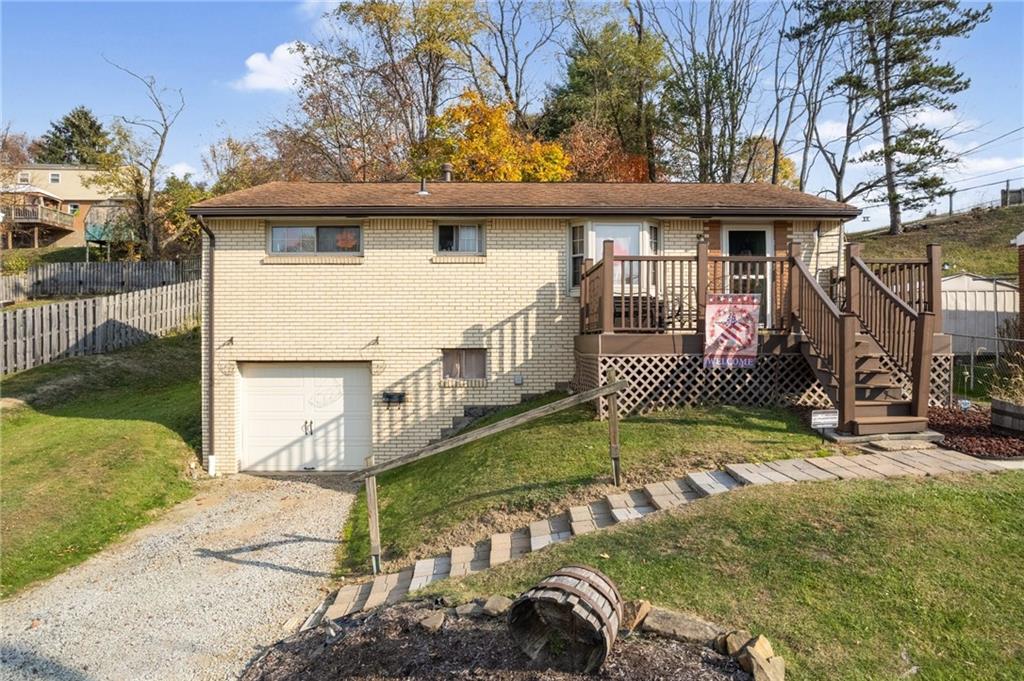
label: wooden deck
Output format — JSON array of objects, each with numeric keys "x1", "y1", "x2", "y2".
[{"x1": 577, "y1": 240, "x2": 947, "y2": 436}]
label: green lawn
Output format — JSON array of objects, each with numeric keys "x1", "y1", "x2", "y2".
[
  {"x1": 858, "y1": 204, "x2": 1023, "y2": 277},
  {"x1": 0, "y1": 246, "x2": 89, "y2": 273},
  {"x1": 339, "y1": 400, "x2": 832, "y2": 575},
  {"x1": 0, "y1": 329, "x2": 201, "y2": 596},
  {"x1": 423, "y1": 472, "x2": 1024, "y2": 681}
]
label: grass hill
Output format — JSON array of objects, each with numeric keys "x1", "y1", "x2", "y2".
[{"x1": 856, "y1": 204, "x2": 1023, "y2": 278}]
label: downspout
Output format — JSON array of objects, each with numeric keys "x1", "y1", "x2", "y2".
[{"x1": 197, "y1": 215, "x2": 216, "y2": 475}]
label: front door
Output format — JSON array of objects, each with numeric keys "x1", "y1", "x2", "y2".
[{"x1": 723, "y1": 228, "x2": 772, "y2": 326}]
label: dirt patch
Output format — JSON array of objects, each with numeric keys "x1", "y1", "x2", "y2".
[
  {"x1": 929, "y1": 407, "x2": 1024, "y2": 459},
  {"x1": 241, "y1": 603, "x2": 747, "y2": 681}
]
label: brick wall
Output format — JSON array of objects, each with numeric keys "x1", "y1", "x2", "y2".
[{"x1": 202, "y1": 215, "x2": 845, "y2": 474}]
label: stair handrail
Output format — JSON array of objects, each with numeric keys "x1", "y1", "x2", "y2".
[
  {"x1": 789, "y1": 244, "x2": 859, "y2": 432},
  {"x1": 846, "y1": 243, "x2": 935, "y2": 420}
]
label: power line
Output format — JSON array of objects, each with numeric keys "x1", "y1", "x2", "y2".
[
  {"x1": 949, "y1": 164, "x2": 1024, "y2": 184},
  {"x1": 858, "y1": 176, "x2": 1023, "y2": 207},
  {"x1": 955, "y1": 126, "x2": 1024, "y2": 158}
]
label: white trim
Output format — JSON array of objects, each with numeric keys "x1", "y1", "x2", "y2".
[{"x1": 435, "y1": 221, "x2": 485, "y2": 256}]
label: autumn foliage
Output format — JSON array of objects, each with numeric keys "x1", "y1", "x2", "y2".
[
  {"x1": 415, "y1": 92, "x2": 572, "y2": 182},
  {"x1": 560, "y1": 120, "x2": 649, "y2": 183}
]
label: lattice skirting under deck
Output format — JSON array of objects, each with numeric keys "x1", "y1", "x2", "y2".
[{"x1": 572, "y1": 351, "x2": 954, "y2": 419}]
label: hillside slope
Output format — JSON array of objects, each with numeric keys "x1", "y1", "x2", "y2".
[{"x1": 857, "y1": 204, "x2": 1023, "y2": 278}]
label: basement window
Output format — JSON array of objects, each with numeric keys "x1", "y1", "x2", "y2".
[
  {"x1": 269, "y1": 225, "x2": 362, "y2": 255},
  {"x1": 442, "y1": 348, "x2": 486, "y2": 380}
]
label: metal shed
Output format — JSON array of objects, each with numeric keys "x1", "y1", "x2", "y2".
[{"x1": 942, "y1": 272, "x2": 1019, "y2": 354}]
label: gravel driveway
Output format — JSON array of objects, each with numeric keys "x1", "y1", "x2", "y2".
[{"x1": 1, "y1": 474, "x2": 355, "y2": 681}]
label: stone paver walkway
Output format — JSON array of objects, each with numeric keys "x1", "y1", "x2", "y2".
[{"x1": 302, "y1": 442, "x2": 1007, "y2": 629}]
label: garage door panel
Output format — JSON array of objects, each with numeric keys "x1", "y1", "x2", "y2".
[{"x1": 240, "y1": 362, "x2": 371, "y2": 472}]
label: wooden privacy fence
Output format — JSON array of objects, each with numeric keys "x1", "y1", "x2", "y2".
[
  {"x1": 1, "y1": 279, "x2": 200, "y2": 375},
  {"x1": 0, "y1": 258, "x2": 200, "y2": 303}
]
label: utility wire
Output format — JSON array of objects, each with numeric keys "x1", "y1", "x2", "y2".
[
  {"x1": 955, "y1": 126, "x2": 1024, "y2": 158},
  {"x1": 858, "y1": 176, "x2": 1023, "y2": 207},
  {"x1": 948, "y1": 164, "x2": 1024, "y2": 183}
]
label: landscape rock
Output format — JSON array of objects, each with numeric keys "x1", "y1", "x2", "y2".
[
  {"x1": 641, "y1": 607, "x2": 723, "y2": 644},
  {"x1": 482, "y1": 595, "x2": 514, "y2": 617},
  {"x1": 620, "y1": 599, "x2": 652, "y2": 634},
  {"x1": 724, "y1": 629, "x2": 754, "y2": 657},
  {"x1": 455, "y1": 601, "x2": 484, "y2": 618},
  {"x1": 745, "y1": 647, "x2": 785, "y2": 681},
  {"x1": 738, "y1": 635, "x2": 776, "y2": 673},
  {"x1": 418, "y1": 610, "x2": 446, "y2": 633}
]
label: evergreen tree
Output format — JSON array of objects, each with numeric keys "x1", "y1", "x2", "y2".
[
  {"x1": 33, "y1": 106, "x2": 112, "y2": 165},
  {"x1": 793, "y1": 0, "x2": 991, "y2": 234}
]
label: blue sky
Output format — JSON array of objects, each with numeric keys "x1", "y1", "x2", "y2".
[{"x1": 2, "y1": 1, "x2": 1022, "y2": 231}]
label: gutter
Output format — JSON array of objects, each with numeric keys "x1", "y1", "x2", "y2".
[
  {"x1": 186, "y1": 205, "x2": 862, "y2": 219},
  {"x1": 197, "y1": 214, "x2": 216, "y2": 476}
]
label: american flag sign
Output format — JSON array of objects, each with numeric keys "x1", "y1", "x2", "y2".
[{"x1": 703, "y1": 293, "x2": 761, "y2": 368}]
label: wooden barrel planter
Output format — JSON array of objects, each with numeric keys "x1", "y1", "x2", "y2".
[{"x1": 507, "y1": 565, "x2": 623, "y2": 673}]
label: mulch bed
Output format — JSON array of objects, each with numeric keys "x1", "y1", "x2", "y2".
[
  {"x1": 241, "y1": 603, "x2": 749, "y2": 681},
  {"x1": 928, "y1": 407, "x2": 1024, "y2": 459}
]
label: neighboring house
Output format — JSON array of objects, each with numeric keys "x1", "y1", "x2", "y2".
[
  {"x1": 187, "y1": 181, "x2": 952, "y2": 475},
  {"x1": 1, "y1": 164, "x2": 123, "y2": 249},
  {"x1": 941, "y1": 273, "x2": 1019, "y2": 354}
]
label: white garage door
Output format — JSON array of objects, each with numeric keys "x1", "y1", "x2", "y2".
[{"x1": 239, "y1": 363, "x2": 372, "y2": 472}]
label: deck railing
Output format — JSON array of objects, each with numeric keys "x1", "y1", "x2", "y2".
[
  {"x1": 861, "y1": 244, "x2": 942, "y2": 329},
  {"x1": 579, "y1": 241, "x2": 791, "y2": 334},
  {"x1": 11, "y1": 205, "x2": 75, "y2": 230}
]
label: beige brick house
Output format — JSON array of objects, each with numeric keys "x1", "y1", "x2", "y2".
[{"x1": 189, "y1": 181, "x2": 950, "y2": 476}]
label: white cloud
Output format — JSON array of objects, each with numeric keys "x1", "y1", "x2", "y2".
[
  {"x1": 232, "y1": 42, "x2": 305, "y2": 92},
  {"x1": 816, "y1": 119, "x2": 849, "y2": 142},
  {"x1": 297, "y1": 0, "x2": 334, "y2": 19},
  {"x1": 165, "y1": 161, "x2": 198, "y2": 179}
]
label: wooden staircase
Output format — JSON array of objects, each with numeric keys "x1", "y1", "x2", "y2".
[
  {"x1": 790, "y1": 242, "x2": 941, "y2": 436},
  {"x1": 799, "y1": 332, "x2": 928, "y2": 435}
]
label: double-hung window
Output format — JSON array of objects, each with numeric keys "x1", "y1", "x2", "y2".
[
  {"x1": 437, "y1": 224, "x2": 483, "y2": 254},
  {"x1": 17, "y1": 172, "x2": 29, "y2": 184},
  {"x1": 49, "y1": 172, "x2": 61, "y2": 184},
  {"x1": 269, "y1": 225, "x2": 362, "y2": 255},
  {"x1": 570, "y1": 224, "x2": 585, "y2": 287}
]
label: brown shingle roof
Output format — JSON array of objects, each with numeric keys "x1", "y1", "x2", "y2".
[{"x1": 188, "y1": 181, "x2": 859, "y2": 218}]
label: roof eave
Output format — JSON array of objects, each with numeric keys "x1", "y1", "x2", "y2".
[{"x1": 187, "y1": 204, "x2": 861, "y2": 219}]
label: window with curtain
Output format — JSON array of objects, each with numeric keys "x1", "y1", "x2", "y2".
[
  {"x1": 442, "y1": 348, "x2": 486, "y2": 380},
  {"x1": 438, "y1": 224, "x2": 483, "y2": 254},
  {"x1": 270, "y1": 225, "x2": 362, "y2": 254}
]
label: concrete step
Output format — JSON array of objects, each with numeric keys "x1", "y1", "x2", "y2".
[
  {"x1": 684, "y1": 470, "x2": 741, "y2": 496},
  {"x1": 725, "y1": 462, "x2": 796, "y2": 485},
  {"x1": 529, "y1": 513, "x2": 572, "y2": 552}
]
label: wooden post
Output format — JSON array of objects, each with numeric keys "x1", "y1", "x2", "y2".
[
  {"x1": 911, "y1": 311, "x2": 936, "y2": 419},
  {"x1": 580, "y1": 257, "x2": 593, "y2": 333},
  {"x1": 33, "y1": 225, "x2": 39, "y2": 249},
  {"x1": 845, "y1": 242, "x2": 862, "y2": 315},
  {"x1": 605, "y1": 367, "x2": 621, "y2": 487},
  {"x1": 925, "y1": 243, "x2": 942, "y2": 330},
  {"x1": 838, "y1": 312, "x2": 859, "y2": 433},
  {"x1": 696, "y1": 240, "x2": 708, "y2": 330},
  {"x1": 364, "y1": 454, "x2": 382, "y2": 575},
  {"x1": 787, "y1": 241, "x2": 802, "y2": 326},
  {"x1": 601, "y1": 240, "x2": 615, "y2": 333}
]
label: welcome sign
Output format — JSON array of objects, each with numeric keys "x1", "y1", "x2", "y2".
[{"x1": 703, "y1": 293, "x2": 761, "y2": 368}]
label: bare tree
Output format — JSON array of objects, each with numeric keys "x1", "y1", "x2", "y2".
[
  {"x1": 92, "y1": 58, "x2": 185, "y2": 258},
  {"x1": 459, "y1": 0, "x2": 564, "y2": 130},
  {"x1": 652, "y1": 0, "x2": 775, "y2": 183}
]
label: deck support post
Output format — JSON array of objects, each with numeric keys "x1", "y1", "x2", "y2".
[
  {"x1": 365, "y1": 455, "x2": 382, "y2": 575},
  {"x1": 911, "y1": 311, "x2": 936, "y2": 419},
  {"x1": 925, "y1": 243, "x2": 942, "y2": 330},
  {"x1": 696, "y1": 240, "x2": 708, "y2": 330},
  {"x1": 601, "y1": 241, "x2": 615, "y2": 333},
  {"x1": 605, "y1": 367, "x2": 621, "y2": 487},
  {"x1": 839, "y1": 312, "x2": 859, "y2": 433}
]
